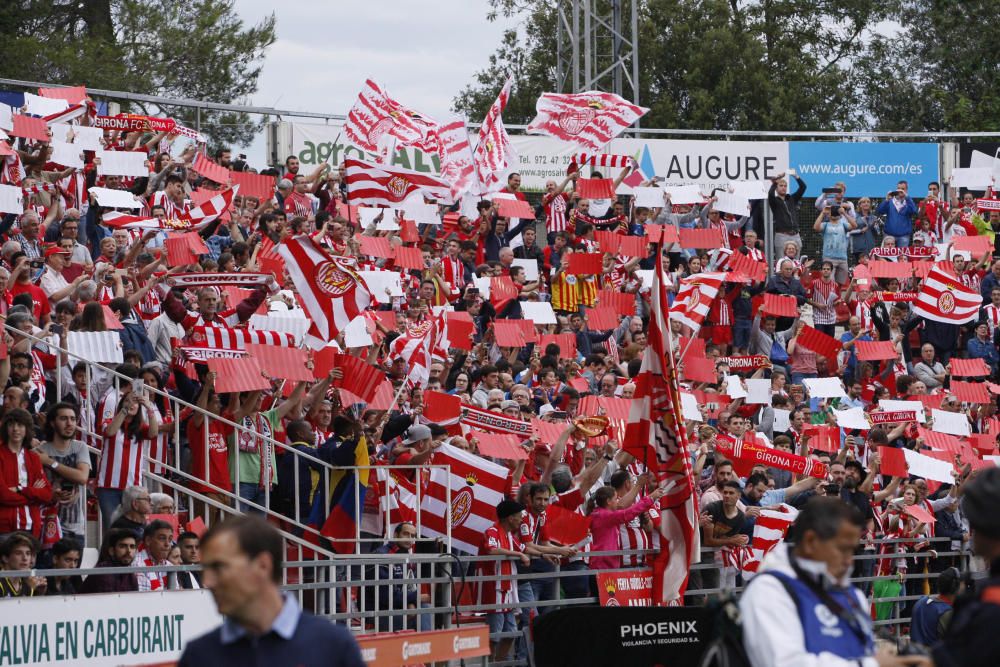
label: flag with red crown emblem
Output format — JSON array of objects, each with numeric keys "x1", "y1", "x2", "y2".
[
  {"x1": 527, "y1": 91, "x2": 649, "y2": 151},
  {"x1": 344, "y1": 159, "x2": 452, "y2": 206},
  {"x1": 344, "y1": 79, "x2": 440, "y2": 153}
]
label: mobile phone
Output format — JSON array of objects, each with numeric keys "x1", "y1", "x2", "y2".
[
  {"x1": 50, "y1": 324, "x2": 64, "y2": 336},
  {"x1": 821, "y1": 187, "x2": 841, "y2": 194},
  {"x1": 131, "y1": 378, "x2": 143, "y2": 395},
  {"x1": 550, "y1": 411, "x2": 568, "y2": 420}
]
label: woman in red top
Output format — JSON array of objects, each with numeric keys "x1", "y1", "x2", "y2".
[
  {"x1": 0, "y1": 408, "x2": 53, "y2": 538},
  {"x1": 186, "y1": 371, "x2": 233, "y2": 526}
]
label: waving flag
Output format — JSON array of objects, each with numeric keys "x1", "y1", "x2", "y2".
[
  {"x1": 668, "y1": 272, "x2": 726, "y2": 332},
  {"x1": 624, "y1": 239, "x2": 698, "y2": 606},
  {"x1": 527, "y1": 91, "x2": 649, "y2": 151},
  {"x1": 344, "y1": 158, "x2": 452, "y2": 206},
  {"x1": 435, "y1": 118, "x2": 477, "y2": 200},
  {"x1": 473, "y1": 76, "x2": 516, "y2": 192},
  {"x1": 174, "y1": 185, "x2": 238, "y2": 230},
  {"x1": 419, "y1": 443, "x2": 509, "y2": 554},
  {"x1": 735, "y1": 505, "x2": 798, "y2": 573},
  {"x1": 386, "y1": 318, "x2": 440, "y2": 388},
  {"x1": 277, "y1": 234, "x2": 373, "y2": 343},
  {"x1": 913, "y1": 266, "x2": 981, "y2": 324},
  {"x1": 344, "y1": 79, "x2": 440, "y2": 153},
  {"x1": 312, "y1": 434, "x2": 370, "y2": 553}
]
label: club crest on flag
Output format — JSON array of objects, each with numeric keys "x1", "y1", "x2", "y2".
[
  {"x1": 686, "y1": 286, "x2": 701, "y2": 312},
  {"x1": 368, "y1": 116, "x2": 396, "y2": 145},
  {"x1": 386, "y1": 175, "x2": 410, "y2": 201},
  {"x1": 938, "y1": 290, "x2": 955, "y2": 314},
  {"x1": 451, "y1": 484, "x2": 475, "y2": 528},
  {"x1": 559, "y1": 107, "x2": 596, "y2": 135},
  {"x1": 316, "y1": 260, "x2": 358, "y2": 297}
]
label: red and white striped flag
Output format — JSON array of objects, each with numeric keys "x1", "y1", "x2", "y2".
[
  {"x1": 344, "y1": 158, "x2": 452, "y2": 206},
  {"x1": 473, "y1": 76, "x2": 516, "y2": 192},
  {"x1": 623, "y1": 238, "x2": 699, "y2": 606},
  {"x1": 419, "y1": 443, "x2": 509, "y2": 554},
  {"x1": 570, "y1": 153, "x2": 636, "y2": 170},
  {"x1": 527, "y1": 91, "x2": 649, "y2": 152},
  {"x1": 186, "y1": 326, "x2": 296, "y2": 350},
  {"x1": 276, "y1": 234, "x2": 373, "y2": 343},
  {"x1": 738, "y1": 505, "x2": 798, "y2": 573},
  {"x1": 344, "y1": 79, "x2": 440, "y2": 153},
  {"x1": 912, "y1": 266, "x2": 982, "y2": 324},
  {"x1": 387, "y1": 318, "x2": 441, "y2": 388},
  {"x1": 668, "y1": 272, "x2": 726, "y2": 332},
  {"x1": 435, "y1": 119, "x2": 477, "y2": 200},
  {"x1": 372, "y1": 467, "x2": 418, "y2": 533}
]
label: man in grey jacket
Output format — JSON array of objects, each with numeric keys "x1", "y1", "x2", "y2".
[{"x1": 750, "y1": 312, "x2": 799, "y2": 379}]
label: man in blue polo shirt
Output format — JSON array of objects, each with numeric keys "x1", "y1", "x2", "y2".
[{"x1": 179, "y1": 515, "x2": 364, "y2": 667}]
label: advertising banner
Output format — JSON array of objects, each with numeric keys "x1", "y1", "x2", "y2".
[
  {"x1": 355, "y1": 625, "x2": 490, "y2": 666},
  {"x1": 597, "y1": 569, "x2": 654, "y2": 607},
  {"x1": 0, "y1": 589, "x2": 222, "y2": 666},
  {"x1": 788, "y1": 141, "x2": 939, "y2": 197}
]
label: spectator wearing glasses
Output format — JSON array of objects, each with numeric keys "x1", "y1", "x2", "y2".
[{"x1": 109, "y1": 485, "x2": 153, "y2": 540}]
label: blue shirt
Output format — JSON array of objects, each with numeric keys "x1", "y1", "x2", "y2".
[
  {"x1": 179, "y1": 594, "x2": 365, "y2": 667},
  {"x1": 968, "y1": 336, "x2": 999, "y2": 370},
  {"x1": 820, "y1": 219, "x2": 851, "y2": 260},
  {"x1": 910, "y1": 595, "x2": 951, "y2": 646}
]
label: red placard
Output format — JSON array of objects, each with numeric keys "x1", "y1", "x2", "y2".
[
  {"x1": 682, "y1": 356, "x2": 716, "y2": 384},
  {"x1": 445, "y1": 311, "x2": 475, "y2": 351},
  {"x1": 855, "y1": 340, "x2": 898, "y2": 361},
  {"x1": 393, "y1": 246, "x2": 424, "y2": 270},
  {"x1": 596, "y1": 289, "x2": 635, "y2": 317},
  {"x1": 867, "y1": 261, "x2": 913, "y2": 279},
  {"x1": 399, "y1": 218, "x2": 420, "y2": 243},
  {"x1": 950, "y1": 357, "x2": 991, "y2": 377},
  {"x1": 586, "y1": 306, "x2": 620, "y2": 331},
  {"x1": 566, "y1": 252, "x2": 603, "y2": 275},
  {"x1": 229, "y1": 171, "x2": 276, "y2": 200},
  {"x1": 877, "y1": 446, "x2": 909, "y2": 478},
  {"x1": 914, "y1": 394, "x2": 944, "y2": 411},
  {"x1": 594, "y1": 230, "x2": 621, "y2": 255},
  {"x1": 729, "y1": 250, "x2": 767, "y2": 282},
  {"x1": 11, "y1": 115, "x2": 49, "y2": 142},
  {"x1": 969, "y1": 433, "x2": 998, "y2": 454},
  {"x1": 795, "y1": 324, "x2": 841, "y2": 362},
  {"x1": 678, "y1": 336, "x2": 706, "y2": 362},
  {"x1": 330, "y1": 354, "x2": 386, "y2": 403},
  {"x1": 496, "y1": 198, "x2": 536, "y2": 220},
  {"x1": 206, "y1": 357, "x2": 270, "y2": 393},
  {"x1": 101, "y1": 305, "x2": 124, "y2": 330},
  {"x1": 193, "y1": 153, "x2": 229, "y2": 184},
  {"x1": 617, "y1": 235, "x2": 648, "y2": 258},
  {"x1": 916, "y1": 428, "x2": 964, "y2": 453},
  {"x1": 244, "y1": 344, "x2": 313, "y2": 383},
  {"x1": 164, "y1": 236, "x2": 199, "y2": 266},
  {"x1": 490, "y1": 276, "x2": 519, "y2": 310},
  {"x1": 423, "y1": 390, "x2": 461, "y2": 422},
  {"x1": 952, "y1": 235, "x2": 993, "y2": 255},
  {"x1": 185, "y1": 517, "x2": 207, "y2": 538},
  {"x1": 904, "y1": 503, "x2": 937, "y2": 524},
  {"x1": 356, "y1": 234, "x2": 394, "y2": 259},
  {"x1": 545, "y1": 504, "x2": 592, "y2": 546},
  {"x1": 679, "y1": 228, "x2": 724, "y2": 249},
  {"x1": 803, "y1": 425, "x2": 839, "y2": 453},
  {"x1": 576, "y1": 178, "x2": 615, "y2": 200},
  {"x1": 597, "y1": 569, "x2": 653, "y2": 607},
  {"x1": 538, "y1": 333, "x2": 577, "y2": 358},
  {"x1": 644, "y1": 224, "x2": 679, "y2": 244},
  {"x1": 949, "y1": 380, "x2": 992, "y2": 404},
  {"x1": 514, "y1": 318, "x2": 540, "y2": 344},
  {"x1": 38, "y1": 85, "x2": 88, "y2": 104},
  {"x1": 493, "y1": 320, "x2": 526, "y2": 347},
  {"x1": 531, "y1": 417, "x2": 569, "y2": 446},
  {"x1": 147, "y1": 514, "x2": 180, "y2": 540},
  {"x1": 761, "y1": 293, "x2": 799, "y2": 318},
  {"x1": 470, "y1": 431, "x2": 527, "y2": 460}
]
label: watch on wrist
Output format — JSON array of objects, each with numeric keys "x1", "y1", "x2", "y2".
[{"x1": 50, "y1": 461, "x2": 59, "y2": 470}]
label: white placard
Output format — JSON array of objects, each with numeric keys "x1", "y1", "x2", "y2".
[
  {"x1": 67, "y1": 331, "x2": 124, "y2": 364},
  {"x1": 950, "y1": 167, "x2": 993, "y2": 190},
  {"x1": 511, "y1": 258, "x2": 539, "y2": 282},
  {"x1": 729, "y1": 180, "x2": 770, "y2": 200},
  {"x1": 662, "y1": 183, "x2": 703, "y2": 204},
  {"x1": 834, "y1": 407, "x2": 871, "y2": 431},
  {"x1": 49, "y1": 140, "x2": 84, "y2": 169},
  {"x1": 50, "y1": 123, "x2": 103, "y2": 151},
  {"x1": 359, "y1": 207, "x2": 400, "y2": 230},
  {"x1": 89, "y1": 187, "x2": 141, "y2": 209},
  {"x1": 344, "y1": 315, "x2": 374, "y2": 348},
  {"x1": 0, "y1": 105, "x2": 12, "y2": 132},
  {"x1": 930, "y1": 408, "x2": 971, "y2": 437},
  {"x1": 23, "y1": 92, "x2": 69, "y2": 118},
  {"x1": 745, "y1": 379, "x2": 772, "y2": 404},
  {"x1": 0, "y1": 588, "x2": 222, "y2": 667},
  {"x1": 879, "y1": 399, "x2": 926, "y2": 423},
  {"x1": 773, "y1": 408, "x2": 791, "y2": 433},
  {"x1": 635, "y1": 269, "x2": 654, "y2": 291},
  {"x1": 633, "y1": 186, "x2": 665, "y2": 208},
  {"x1": 96, "y1": 150, "x2": 147, "y2": 177},
  {"x1": 802, "y1": 377, "x2": 847, "y2": 398},
  {"x1": 969, "y1": 149, "x2": 1000, "y2": 181},
  {"x1": 0, "y1": 183, "x2": 24, "y2": 214},
  {"x1": 681, "y1": 391, "x2": 703, "y2": 421},
  {"x1": 402, "y1": 201, "x2": 440, "y2": 225},
  {"x1": 724, "y1": 375, "x2": 747, "y2": 399},
  {"x1": 520, "y1": 301, "x2": 557, "y2": 325},
  {"x1": 903, "y1": 448, "x2": 955, "y2": 484},
  {"x1": 358, "y1": 270, "x2": 403, "y2": 304},
  {"x1": 714, "y1": 192, "x2": 751, "y2": 217},
  {"x1": 472, "y1": 276, "x2": 491, "y2": 300}
]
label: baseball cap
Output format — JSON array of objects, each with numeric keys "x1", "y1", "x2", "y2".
[
  {"x1": 402, "y1": 424, "x2": 432, "y2": 445},
  {"x1": 44, "y1": 246, "x2": 70, "y2": 258}
]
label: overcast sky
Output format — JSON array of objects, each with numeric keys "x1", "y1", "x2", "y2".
[{"x1": 232, "y1": 1, "x2": 518, "y2": 165}]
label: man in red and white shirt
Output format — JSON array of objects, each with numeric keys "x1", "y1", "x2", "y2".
[
  {"x1": 150, "y1": 174, "x2": 190, "y2": 220},
  {"x1": 132, "y1": 519, "x2": 173, "y2": 592},
  {"x1": 542, "y1": 172, "x2": 577, "y2": 238},
  {"x1": 982, "y1": 286, "x2": 1000, "y2": 337},
  {"x1": 516, "y1": 483, "x2": 576, "y2": 633},
  {"x1": 441, "y1": 238, "x2": 468, "y2": 298},
  {"x1": 283, "y1": 174, "x2": 314, "y2": 219}
]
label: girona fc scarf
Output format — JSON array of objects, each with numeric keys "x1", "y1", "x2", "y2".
[{"x1": 715, "y1": 440, "x2": 828, "y2": 480}]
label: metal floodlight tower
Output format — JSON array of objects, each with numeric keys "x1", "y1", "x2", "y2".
[{"x1": 555, "y1": 0, "x2": 640, "y2": 114}]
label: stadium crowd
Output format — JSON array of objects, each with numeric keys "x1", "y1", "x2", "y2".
[{"x1": 0, "y1": 90, "x2": 998, "y2": 663}]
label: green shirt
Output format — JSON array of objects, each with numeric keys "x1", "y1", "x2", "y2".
[{"x1": 229, "y1": 407, "x2": 281, "y2": 486}]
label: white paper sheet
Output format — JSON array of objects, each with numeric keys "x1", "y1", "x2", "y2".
[
  {"x1": 969, "y1": 149, "x2": 1000, "y2": 182},
  {"x1": 0, "y1": 105, "x2": 12, "y2": 132},
  {"x1": 358, "y1": 270, "x2": 403, "y2": 304},
  {"x1": 879, "y1": 399, "x2": 926, "y2": 423},
  {"x1": 681, "y1": 392, "x2": 703, "y2": 422},
  {"x1": 834, "y1": 407, "x2": 871, "y2": 430},
  {"x1": 472, "y1": 276, "x2": 491, "y2": 300},
  {"x1": 724, "y1": 375, "x2": 748, "y2": 399},
  {"x1": 90, "y1": 187, "x2": 142, "y2": 209},
  {"x1": 401, "y1": 201, "x2": 440, "y2": 225},
  {"x1": 950, "y1": 167, "x2": 993, "y2": 190},
  {"x1": 633, "y1": 186, "x2": 665, "y2": 208},
  {"x1": 930, "y1": 408, "x2": 972, "y2": 437},
  {"x1": 745, "y1": 379, "x2": 772, "y2": 404},
  {"x1": 49, "y1": 141, "x2": 84, "y2": 169},
  {"x1": 511, "y1": 258, "x2": 539, "y2": 282},
  {"x1": 49, "y1": 124, "x2": 103, "y2": 151},
  {"x1": 67, "y1": 331, "x2": 123, "y2": 364},
  {"x1": 23, "y1": 92, "x2": 68, "y2": 118},
  {"x1": 729, "y1": 180, "x2": 770, "y2": 200},
  {"x1": 714, "y1": 192, "x2": 751, "y2": 217},
  {"x1": 343, "y1": 315, "x2": 373, "y2": 348},
  {"x1": 520, "y1": 301, "x2": 557, "y2": 325},
  {"x1": 662, "y1": 184, "x2": 703, "y2": 204},
  {"x1": 635, "y1": 270, "x2": 654, "y2": 291},
  {"x1": 0, "y1": 184, "x2": 23, "y2": 214},
  {"x1": 902, "y1": 448, "x2": 955, "y2": 484},
  {"x1": 96, "y1": 150, "x2": 147, "y2": 177},
  {"x1": 773, "y1": 408, "x2": 791, "y2": 433},
  {"x1": 359, "y1": 207, "x2": 400, "y2": 230},
  {"x1": 802, "y1": 377, "x2": 847, "y2": 398}
]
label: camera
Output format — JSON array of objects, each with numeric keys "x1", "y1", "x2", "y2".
[
  {"x1": 825, "y1": 483, "x2": 840, "y2": 496},
  {"x1": 830, "y1": 206, "x2": 842, "y2": 217}
]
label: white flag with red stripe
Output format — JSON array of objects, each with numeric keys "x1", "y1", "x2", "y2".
[
  {"x1": 387, "y1": 318, "x2": 443, "y2": 389},
  {"x1": 374, "y1": 467, "x2": 418, "y2": 531},
  {"x1": 668, "y1": 272, "x2": 726, "y2": 332},
  {"x1": 276, "y1": 234, "x2": 373, "y2": 343},
  {"x1": 912, "y1": 266, "x2": 982, "y2": 324},
  {"x1": 344, "y1": 79, "x2": 440, "y2": 153},
  {"x1": 473, "y1": 76, "x2": 516, "y2": 192},
  {"x1": 345, "y1": 158, "x2": 452, "y2": 206},
  {"x1": 527, "y1": 91, "x2": 649, "y2": 152},
  {"x1": 624, "y1": 237, "x2": 699, "y2": 606},
  {"x1": 435, "y1": 118, "x2": 477, "y2": 200},
  {"x1": 419, "y1": 443, "x2": 509, "y2": 554},
  {"x1": 738, "y1": 505, "x2": 798, "y2": 573}
]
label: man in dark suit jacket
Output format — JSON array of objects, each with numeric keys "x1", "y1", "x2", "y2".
[{"x1": 175, "y1": 531, "x2": 202, "y2": 590}]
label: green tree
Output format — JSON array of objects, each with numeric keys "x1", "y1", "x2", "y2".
[{"x1": 0, "y1": 0, "x2": 275, "y2": 148}]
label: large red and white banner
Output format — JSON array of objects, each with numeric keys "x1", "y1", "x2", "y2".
[
  {"x1": 912, "y1": 266, "x2": 981, "y2": 324},
  {"x1": 527, "y1": 91, "x2": 649, "y2": 152},
  {"x1": 668, "y1": 272, "x2": 726, "y2": 332},
  {"x1": 186, "y1": 327, "x2": 295, "y2": 350},
  {"x1": 473, "y1": 76, "x2": 515, "y2": 192},
  {"x1": 344, "y1": 79, "x2": 440, "y2": 154},
  {"x1": 435, "y1": 118, "x2": 477, "y2": 200},
  {"x1": 344, "y1": 158, "x2": 452, "y2": 206},
  {"x1": 420, "y1": 444, "x2": 509, "y2": 554}
]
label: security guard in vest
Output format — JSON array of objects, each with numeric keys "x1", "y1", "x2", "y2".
[{"x1": 931, "y1": 467, "x2": 1000, "y2": 667}]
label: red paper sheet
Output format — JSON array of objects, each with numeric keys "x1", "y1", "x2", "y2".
[
  {"x1": 683, "y1": 356, "x2": 716, "y2": 384},
  {"x1": 11, "y1": 115, "x2": 49, "y2": 141},
  {"x1": 38, "y1": 86, "x2": 88, "y2": 104},
  {"x1": 229, "y1": 171, "x2": 276, "y2": 200},
  {"x1": 493, "y1": 320, "x2": 526, "y2": 347},
  {"x1": 101, "y1": 305, "x2": 124, "y2": 330},
  {"x1": 916, "y1": 428, "x2": 964, "y2": 453},
  {"x1": 244, "y1": 344, "x2": 313, "y2": 382},
  {"x1": 596, "y1": 289, "x2": 635, "y2": 317},
  {"x1": 952, "y1": 235, "x2": 993, "y2": 254},
  {"x1": 586, "y1": 306, "x2": 620, "y2": 331},
  {"x1": 538, "y1": 333, "x2": 577, "y2": 358},
  {"x1": 490, "y1": 276, "x2": 519, "y2": 310},
  {"x1": 575, "y1": 178, "x2": 615, "y2": 200},
  {"x1": 393, "y1": 246, "x2": 424, "y2": 270},
  {"x1": 206, "y1": 357, "x2": 270, "y2": 393},
  {"x1": 867, "y1": 261, "x2": 912, "y2": 279},
  {"x1": 950, "y1": 357, "x2": 991, "y2": 377},
  {"x1": 644, "y1": 224, "x2": 679, "y2": 244},
  {"x1": 496, "y1": 198, "x2": 536, "y2": 220},
  {"x1": 356, "y1": 235, "x2": 394, "y2": 259},
  {"x1": 795, "y1": 324, "x2": 841, "y2": 361},
  {"x1": 164, "y1": 236, "x2": 200, "y2": 265},
  {"x1": 193, "y1": 153, "x2": 229, "y2": 184},
  {"x1": 330, "y1": 354, "x2": 386, "y2": 403},
  {"x1": 445, "y1": 312, "x2": 475, "y2": 351},
  {"x1": 147, "y1": 514, "x2": 180, "y2": 540},
  {"x1": 399, "y1": 218, "x2": 420, "y2": 244},
  {"x1": 679, "y1": 336, "x2": 707, "y2": 362},
  {"x1": 617, "y1": 235, "x2": 648, "y2": 258},
  {"x1": 877, "y1": 446, "x2": 909, "y2": 478},
  {"x1": 949, "y1": 380, "x2": 992, "y2": 404},
  {"x1": 914, "y1": 394, "x2": 944, "y2": 411},
  {"x1": 594, "y1": 231, "x2": 621, "y2": 255},
  {"x1": 904, "y1": 503, "x2": 937, "y2": 524},
  {"x1": 728, "y1": 251, "x2": 767, "y2": 282},
  {"x1": 470, "y1": 431, "x2": 527, "y2": 460},
  {"x1": 545, "y1": 504, "x2": 591, "y2": 545},
  {"x1": 969, "y1": 433, "x2": 998, "y2": 454},
  {"x1": 679, "y1": 228, "x2": 724, "y2": 249},
  {"x1": 855, "y1": 340, "x2": 898, "y2": 361},
  {"x1": 186, "y1": 517, "x2": 208, "y2": 538},
  {"x1": 569, "y1": 377, "x2": 590, "y2": 393},
  {"x1": 531, "y1": 418, "x2": 568, "y2": 445},
  {"x1": 422, "y1": 390, "x2": 462, "y2": 422},
  {"x1": 761, "y1": 293, "x2": 799, "y2": 318},
  {"x1": 803, "y1": 425, "x2": 839, "y2": 453},
  {"x1": 566, "y1": 253, "x2": 603, "y2": 275}
]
